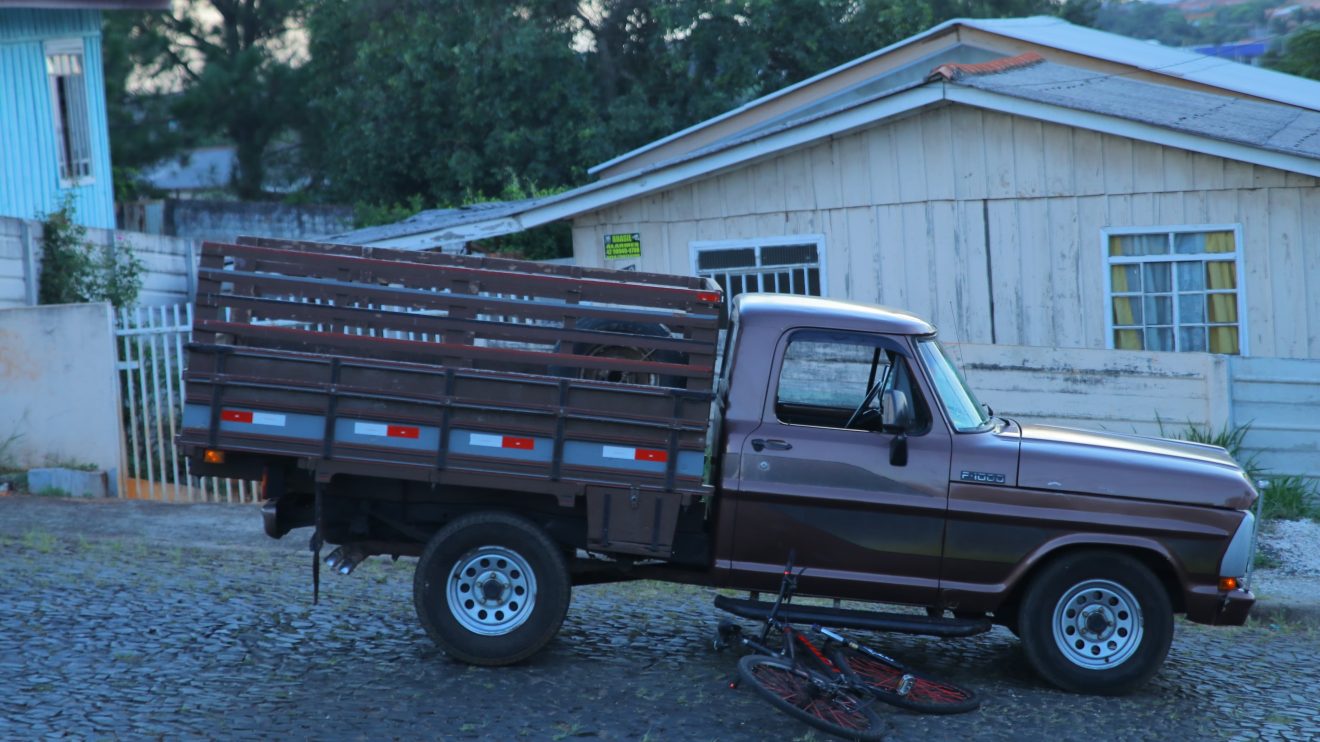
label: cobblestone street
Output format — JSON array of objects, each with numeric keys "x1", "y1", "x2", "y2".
[{"x1": 1, "y1": 496, "x2": 1317, "y2": 741}]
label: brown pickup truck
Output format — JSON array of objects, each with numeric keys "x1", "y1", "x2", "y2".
[{"x1": 181, "y1": 237, "x2": 1258, "y2": 695}]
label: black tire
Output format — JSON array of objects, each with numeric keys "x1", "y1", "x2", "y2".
[
  {"x1": 413, "y1": 512, "x2": 570, "y2": 666},
  {"x1": 1017, "y1": 550, "x2": 1173, "y2": 695},
  {"x1": 552, "y1": 318, "x2": 686, "y2": 388},
  {"x1": 831, "y1": 646, "x2": 980, "y2": 715},
  {"x1": 736, "y1": 654, "x2": 886, "y2": 742}
]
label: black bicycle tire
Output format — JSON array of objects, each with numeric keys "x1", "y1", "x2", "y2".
[
  {"x1": 736, "y1": 654, "x2": 886, "y2": 741},
  {"x1": 830, "y1": 645, "x2": 980, "y2": 715}
]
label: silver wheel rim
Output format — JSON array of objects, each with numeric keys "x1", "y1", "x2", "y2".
[
  {"x1": 446, "y1": 545, "x2": 536, "y2": 636},
  {"x1": 1052, "y1": 578, "x2": 1143, "y2": 669}
]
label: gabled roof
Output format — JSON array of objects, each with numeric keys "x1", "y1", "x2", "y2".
[
  {"x1": 344, "y1": 19, "x2": 1320, "y2": 251},
  {"x1": 591, "y1": 16, "x2": 1320, "y2": 178},
  {"x1": 327, "y1": 199, "x2": 544, "y2": 249},
  {"x1": 934, "y1": 53, "x2": 1320, "y2": 162}
]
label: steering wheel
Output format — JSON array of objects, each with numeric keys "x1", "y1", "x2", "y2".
[{"x1": 844, "y1": 380, "x2": 886, "y2": 430}]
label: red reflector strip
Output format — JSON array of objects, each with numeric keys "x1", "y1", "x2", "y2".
[
  {"x1": 387, "y1": 425, "x2": 420, "y2": 439},
  {"x1": 221, "y1": 409, "x2": 253, "y2": 423},
  {"x1": 635, "y1": 448, "x2": 668, "y2": 463},
  {"x1": 503, "y1": 436, "x2": 535, "y2": 450}
]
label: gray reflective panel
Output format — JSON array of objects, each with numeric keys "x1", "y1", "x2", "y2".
[
  {"x1": 1176, "y1": 262, "x2": 1204, "y2": 291},
  {"x1": 1143, "y1": 294, "x2": 1172, "y2": 325},
  {"x1": 1143, "y1": 263, "x2": 1171, "y2": 293},
  {"x1": 1179, "y1": 293, "x2": 1205, "y2": 324},
  {"x1": 1179, "y1": 326, "x2": 1207, "y2": 352},
  {"x1": 1145, "y1": 327, "x2": 1174, "y2": 351},
  {"x1": 1115, "y1": 234, "x2": 1169, "y2": 256}
]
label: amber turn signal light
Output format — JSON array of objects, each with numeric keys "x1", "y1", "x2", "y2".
[
  {"x1": 203, "y1": 449, "x2": 226, "y2": 464},
  {"x1": 1219, "y1": 577, "x2": 1239, "y2": 592}
]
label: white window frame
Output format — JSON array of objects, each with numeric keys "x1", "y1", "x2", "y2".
[
  {"x1": 45, "y1": 37, "x2": 94, "y2": 188},
  {"x1": 690, "y1": 234, "x2": 828, "y2": 298},
  {"x1": 1101, "y1": 224, "x2": 1248, "y2": 356}
]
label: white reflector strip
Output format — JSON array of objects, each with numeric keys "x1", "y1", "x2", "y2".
[
  {"x1": 252, "y1": 412, "x2": 286, "y2": 427},
  {"x1": 602, "y1": 446, "x2": 635, "y2": 460},
  {"x1": 470, "y1": 433, "x2": 503, "y2": 448},
  {"x1": 354, "y1": 422, "x2": 388, "y2": 437}
]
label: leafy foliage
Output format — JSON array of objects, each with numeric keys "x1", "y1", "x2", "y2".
[
  {"x1": 38, "y1": 195, "x2": 143, "y2": 309},
  {"x1": 299, "y1": 0, "x2": 1065, "y2": 211},
  {"x1": 103, "y1": 0, "x2": 307, "y2": 199},
  {"x1": 1268, "y1": 24, "x2": 1320, "y2": 81}
]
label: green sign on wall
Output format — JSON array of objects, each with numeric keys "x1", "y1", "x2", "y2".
[{"x1": 604, "y1": 233, "x2": 641, "y2": 260}]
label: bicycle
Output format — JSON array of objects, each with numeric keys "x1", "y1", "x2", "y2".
[{"x1": 715, "y1": 554, "x2": 979, "y2": 740}]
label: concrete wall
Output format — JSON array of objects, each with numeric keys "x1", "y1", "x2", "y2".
[
  {"x1": 951, "y1": 342, "x2": 1319, "y2": 481},
  {"x1": 0, "y1": 302, "x2": 122, "y2": 491},
  {"x1": 119, "y1": 199, "x2": 354, "y2": 245},
  {"x1": 0, "y1": 215, "x2": 195, "y2": 309}
]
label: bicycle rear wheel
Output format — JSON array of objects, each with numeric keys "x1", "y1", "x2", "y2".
[
  {"x1": 737, "y1": 654, "x2": 886, "y2": 741},
  {"x1": 832, "y1": 646, "x2": 980, "y2": 715}
]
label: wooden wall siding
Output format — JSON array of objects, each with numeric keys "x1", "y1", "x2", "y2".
[
  {"x1": 572, "y1": 103, "x2": 1320, "y2": 358},
  {"x1": 1232, "y1": 356, "x2": 1320, "y2": 481}
]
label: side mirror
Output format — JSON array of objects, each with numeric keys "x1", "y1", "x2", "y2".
[
  {"x1": 881, "y1": 390, "x2": 912, "y2": 467},
  {"x1": 881, "y1": 390, "x2": 913, "y2": 432}
]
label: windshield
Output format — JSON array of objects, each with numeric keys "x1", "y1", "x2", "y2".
[{"x1": 916, "y1": 338, "x2": 990, "y2": 433}]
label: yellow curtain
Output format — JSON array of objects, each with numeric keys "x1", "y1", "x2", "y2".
[
  {"x1": 1109, "y1": 236, "x2": 1124, "y2": 257},
  {"x1": 1209, "y1": 327, "x2": 1239, "y2": 354},
  {"x1": 1205, "y1": 260, "x2": 1239, "y2": 354},
  {"x1": 1205, "y1": 231, "x2": 1235, "y2": 253},
  {"x1": 1111, "y1": 266, "x2": 1136, "y2": 326},
  {"x1": 1115, "y1": 329, "x2": 1143, "y2": 350}
]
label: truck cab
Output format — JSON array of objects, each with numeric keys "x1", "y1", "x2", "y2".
[{"x1": 710, "y1": 294, "x2": 1258, "y2": 694}]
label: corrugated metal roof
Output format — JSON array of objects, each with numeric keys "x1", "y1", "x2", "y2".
[
  {"x1": 947, "y1": 58, "x2": 1320, "y2": 161},
  {"x1": 589, "y1": 15, "x2": 1320, "y2": 176},
  {"x1": 960, "y1": 16, "x2": 1320, "y2": 111},
  {"x1": 326, "y1": 198, "x2": 545, "y2": 247}
]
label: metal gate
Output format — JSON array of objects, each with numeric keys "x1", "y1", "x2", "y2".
[{"x1": 115, "y1": 303, "x2": 259, "y2": 503}]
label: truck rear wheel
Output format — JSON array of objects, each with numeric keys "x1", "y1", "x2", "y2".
[
  {"x1": 1017, "y1": 551, "x2": 1173, "y2": 695},
  {"x1": 413, "y1": 512, "x2": 570, "y2": 665}
]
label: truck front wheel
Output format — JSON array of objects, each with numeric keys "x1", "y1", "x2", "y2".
[
  {"x1": 413, "y1": 512, "x2": 570, "y2": 665},
  {"x1": 1017, "y1": 551, "x2": 1173, "y2": 695}
]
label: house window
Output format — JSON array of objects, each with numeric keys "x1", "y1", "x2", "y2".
[
  {"x1": 1104, "y1": 226, "x2": 1245, "y2": 355},
  {"x1": 46, "y1": 39, "x2": 93, "y2": 184},
  {"x1": 692, "y1": 236, "x2": 824, "y2": 300}
]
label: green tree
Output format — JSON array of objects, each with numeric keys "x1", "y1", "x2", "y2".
[
  {"x1": 105, "y1": 0, "x2": 308, "y2": 200},
  {"x1": 1269, "y1": 25, "x2": 1320, "y2": 80}
]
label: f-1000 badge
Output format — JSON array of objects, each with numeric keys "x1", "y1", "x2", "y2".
[{"x1": 960, "y1": 470, "x2": 1006, "y2": 484}]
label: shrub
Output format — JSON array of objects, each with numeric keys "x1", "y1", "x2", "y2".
[{"x1": 37, "y1": 194, "x2": 143, "y2": 309}]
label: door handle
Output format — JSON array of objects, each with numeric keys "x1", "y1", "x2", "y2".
[{"x1": 751, "y1": 438, "x2": 792, "y2": 452}]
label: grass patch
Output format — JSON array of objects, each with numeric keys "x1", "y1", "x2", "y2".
[
  {"x1": 1258, "y1": 475, "x2": 1320, "y2": 521},
  {"x1": 21, "y1": 530, "x2": 58, "y2": 554}
]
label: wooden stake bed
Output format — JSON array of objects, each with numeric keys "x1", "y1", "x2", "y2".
[{"x1": 179, "y1": 238, "x2": 724, "y2": 533}]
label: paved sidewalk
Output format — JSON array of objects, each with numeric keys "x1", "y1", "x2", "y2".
[{"x1": 2, "y1": 495, "x2": 1318, "y2": 741}]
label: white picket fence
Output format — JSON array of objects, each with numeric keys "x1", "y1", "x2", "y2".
[{"x1": 115, "y1": 303, "x2": 259, "y2": 503}]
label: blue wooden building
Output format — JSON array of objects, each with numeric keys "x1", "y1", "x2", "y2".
[{"x1": 0, "y1": 1, "x2": 167, "y2": 229}]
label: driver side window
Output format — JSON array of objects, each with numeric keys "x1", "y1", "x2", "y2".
[{"x1": 775, "y1": 332, "x2": 888, "y2": 429}]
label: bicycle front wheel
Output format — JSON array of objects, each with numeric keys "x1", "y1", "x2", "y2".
[
  {"x1": 832, "y1": 646, "x2": 980, "y2": 715},
  {"x1": 737, "y1": 654, "x2": 886, "y2": 741}
]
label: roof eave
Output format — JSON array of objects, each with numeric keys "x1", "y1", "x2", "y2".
[{"x1": 585, "y1": 17, "x2": 967, "y2": 176}]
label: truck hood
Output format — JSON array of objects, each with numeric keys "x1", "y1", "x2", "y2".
[{"x1": 1015, "y1": 423, "x2": 1257, "y2": 510}]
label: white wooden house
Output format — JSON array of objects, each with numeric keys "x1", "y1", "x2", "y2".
[
  {"x1": 330, "y1": 17, "x2": 1320, "y2": 479},
  {"x1": 336, "y1": 16, "x2": 1320, "y2": 363}
]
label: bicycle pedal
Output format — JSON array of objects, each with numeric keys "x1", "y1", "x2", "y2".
[{"x1": 897, "y1": 674, "x2": 915, "y2": 696}]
